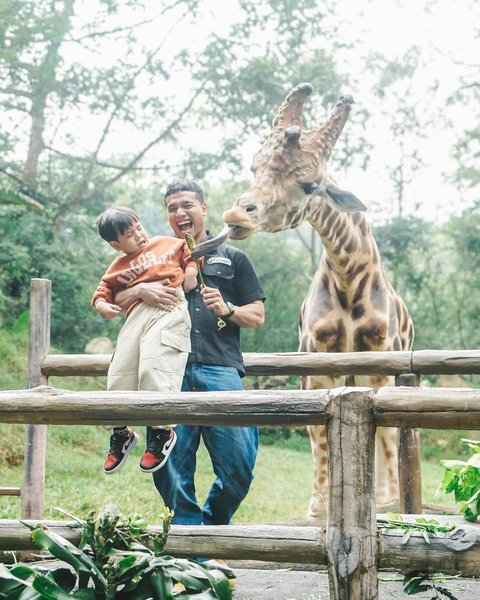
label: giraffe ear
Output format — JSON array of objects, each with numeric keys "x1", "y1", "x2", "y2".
[{"x1": 324, "y1": 182, "x2": 367, "y2": 213}]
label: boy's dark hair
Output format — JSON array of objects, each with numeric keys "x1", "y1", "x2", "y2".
[
  {"x1": 164, "y1": 178, "x2": 206, "y2": 204},
  {"x1": 95, "y1": 206, "x2": 140, "y2": 242}
]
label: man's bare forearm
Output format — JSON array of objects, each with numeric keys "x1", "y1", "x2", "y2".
[
  {"x1": 114, "y1": 280, "x2": 179, "y2": 311},
  {"x1": 115, "y1": 287, "x2": 140, "y2": 311}
]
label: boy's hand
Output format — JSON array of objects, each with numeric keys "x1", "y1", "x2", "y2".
[{"x1": 95, "y1": 301, "x2": 122, "y2": 320}]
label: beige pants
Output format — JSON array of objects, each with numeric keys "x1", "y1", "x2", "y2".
[{"x1": 108, "y1": 291, "x2": 191, "y2": 429}]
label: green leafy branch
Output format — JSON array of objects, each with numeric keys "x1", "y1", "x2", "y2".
[
  {"x1": 440, "y1": 438, "x2": 480, "y2": 522},
  {"x1": 403, "y1": 572, "x2": 459, "y2": 599},
  {"x1": 379, "y1": 515, "x2": 459, "y2": 599},
  {"x1": 185, "y1": 233, "x2": 206, "y2": 287},
  {"x1": 378, "y1": 513, "x2": 455, "y2": 545}
]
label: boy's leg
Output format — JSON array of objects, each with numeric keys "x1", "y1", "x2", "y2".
[
  {"x1": 139, "y1": 427, "x2": 177, "y2": 473},
  {"x1": 138, "y1": 298, "x2": 190, "y2": 472},
  {"x1": 137, "y1": 296, "x2": 190, "y2": 392},
  {"x1": 103, "y1": 427, "x2": 139, "y2": 474},
  {"x1": 103, "y1": 305, "x2": 144, "y2": 473}
]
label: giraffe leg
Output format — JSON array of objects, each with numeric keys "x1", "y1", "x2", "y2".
[
  {"x1": 307, "y1": 424, "x2": 329, "y2": 520},
  {"x1": 375, "y1": 426, "x2": 399, "y2": 507},
  {"x1": 358, "y1": 375, "x2": 400, "y2": 509}
]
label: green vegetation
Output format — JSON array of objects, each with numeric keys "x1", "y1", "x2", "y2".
[
  {"x1": 0, "y1": 421, "x2": 458, "y2": 523},
  {"x1": 0, "y1": 327, "x2": 466, "y2": 522},
  {"x1": 0, "y1": 507, "x2": 232, "y2": 599},
  {"x1": 440, "y1": 439, "x2": 480, "y2": 522}
]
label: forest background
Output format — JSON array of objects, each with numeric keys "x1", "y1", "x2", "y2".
[{"x1": 0, "y1": 0, "x2": 479, "y2": 520}]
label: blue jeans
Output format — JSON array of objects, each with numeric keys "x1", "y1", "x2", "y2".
[{"x1": 151, "y1": 363, "x2": 259, "y2": 525}]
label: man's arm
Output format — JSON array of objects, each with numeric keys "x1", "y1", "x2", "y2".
[
  {"x1": 200, "y1": 286, "x2": 265, "y2": 329},
  {"x1": 115, "y1": 280, "x2": 180, "y2": 312}
]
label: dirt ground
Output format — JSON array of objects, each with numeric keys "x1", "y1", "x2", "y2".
[{"x1": 231, "y1": 563, "x2": 480, "y2": 600}]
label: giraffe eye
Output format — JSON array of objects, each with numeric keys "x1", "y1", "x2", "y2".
[{"x1": 301, "y1": 182, "x2": 318, "y2": 195}]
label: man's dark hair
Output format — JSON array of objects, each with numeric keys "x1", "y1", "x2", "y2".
[
  {"x1": 95, "y1": 206, "x2": 140, "y2": 242},
  {"x1": 164, "y1": 178, "x2": 206, "y2": 204}
]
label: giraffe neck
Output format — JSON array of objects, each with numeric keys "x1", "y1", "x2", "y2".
[{"x1": 307, "y1": 198, "x2": 383, "y2": 288}]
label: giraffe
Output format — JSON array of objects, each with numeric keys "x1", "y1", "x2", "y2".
[{"x1": 222, "y1": 83, "x2": 414, "y2": 520}]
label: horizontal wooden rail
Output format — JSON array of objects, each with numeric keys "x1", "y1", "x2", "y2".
[
  {"x1": 0, "y1": 487, "x2": 21, "y2": 497},
  {"x1": 1, "y1": 517, "x2": 478, "y2": 576},
  {"x1": 1, "y1": 385, "x2": 480, "y2": 429},
  {"x1": 41, "y1": 349, "x2": 480, "y2": 377},
  {"x1": 375, "y1": 387, "x2": 480, "y2": 428},
  {"x1": 0, "y1": 385, "x2": 330, "y2": 427}
]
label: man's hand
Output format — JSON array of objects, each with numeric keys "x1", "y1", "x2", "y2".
[
  {"x1": 115, "y1": 279, "x2": 179, "y2": 312},
  {"x1": 200, "y1": 286, "x2": 230, "y2": 316},
  {"x1": 200, "y1": 286, "x2": 265, "y2": 329},
  {"x1": 95, "y1": 301, "x2": 122, "y2": 320}
]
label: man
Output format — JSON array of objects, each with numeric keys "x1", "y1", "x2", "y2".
[{"x1": 116, "y1": 178, "x2": 265, "y2": 527}]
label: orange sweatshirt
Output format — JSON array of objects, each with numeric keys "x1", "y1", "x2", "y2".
[{"x1": 92, "y1": 235, "x2": 197, "y2": 317}]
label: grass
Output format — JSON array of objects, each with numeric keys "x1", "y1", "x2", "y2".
[
  {"x1": 0, "y1": 326, "x2": 471, "y2": 523},
  {"x1": 0, "y1": 424, "x2": 464, "y2": 523}
]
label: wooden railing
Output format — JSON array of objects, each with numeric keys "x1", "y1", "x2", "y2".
[
  {"x1": 2, "y1": 278, "x2": 480, "y2": 599},
  {"x1": 0, "y1": 384, "x2": 479, "y2": 599}
]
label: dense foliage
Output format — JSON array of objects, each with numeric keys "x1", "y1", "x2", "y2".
[
  {"x1": 0, "y1": 0, "x2": 479, "y2": 355},
  {"x1": 0, "y1": 507, "x2": 232, "y2": 599},
  {"x1": 441, "y1": 438, "x2": 480, "y2": 522}
]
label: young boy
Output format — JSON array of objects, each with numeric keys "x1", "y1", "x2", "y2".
[{"x1": 92, "y1": 206, "x2": 199, "y2": 475}]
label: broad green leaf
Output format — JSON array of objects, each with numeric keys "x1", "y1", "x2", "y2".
[
  {"x1": 32, "y1": 572, "x2": 77, "y2": 600},
  {"x1": 2, "y1": 564, "x2": 36, "y2": 582},
  {"x1": 0, "y1": 563, "x2": 35, "y2": 598},
  {"x1": 113, "y1": 556, "x2": 150, "y2": 585},
  {"x1": 441, "y1": 470, "x2": 459, "y2": 494},
  {"x1": 168, "y1": 569, "x2": 208, "y2": 591},
  {"x1": 150, "y1": 571, "x2": 174, "y2": 600},
  {"x1": 402, "y1": 530, "x2": 411, "y2": 544},
  {"x1": 30, "y1": 528, "x2": 107, "y2": 588},
  {"x1": 467, "y1": 453, "x2": 480, "y2": 467},
  {"x1": 440, "y1": 460, "x2": 467, "y2": 470},
  {"x1": 385, "y1": 512, "x2": 402, "y2": 521},
  {"x1": 196, "y1": 566, "x2": 233, "y2": 600}
]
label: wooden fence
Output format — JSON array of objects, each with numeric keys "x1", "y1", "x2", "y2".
[{"x1": 1, "y1": 278, "x2": 480, "y2": 599}]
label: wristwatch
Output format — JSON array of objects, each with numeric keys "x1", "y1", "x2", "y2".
[{"x1": 222, "y1": 301, "x2": 236, "y2": 319}]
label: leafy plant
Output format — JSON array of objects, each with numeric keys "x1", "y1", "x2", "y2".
[
  {"x1": 403, "y1": 572, "x2": 459, "y2": 599},
  {"x1": 0, "y1": 506, "x2": 232, "y2": 599},
  {"x1": 379, "y1": 515, "x2": 459, "y2": 599},
  {"x1": 440, "y1": 438, "x2": 480, "y2": 522},
  {"x1": 378, "y1": 513, "x2": 454, "y2": 545}
]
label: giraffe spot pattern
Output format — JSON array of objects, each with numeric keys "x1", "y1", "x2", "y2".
[
  {"x1": 354, "y1": 318, "x2": 387, "y2": 351},
  {"x1": 315, "y1": 319, "x2": 347, "y2": 352},
  {"x1": 345, "y1": 262, "x2": 367, "y2": 283},
  {"x1": 352, "y1": 272, "x2": 370, "y2": 304},
  {"x1": 352, "y1": 304, "x2": 365, "y2": 320},
  {"x1": 333, "y1": 283, "x2": 348, "y2": 309},
  {"x1": 344, "y1": 235, "x2": 358, "y2": 253},
  {"x1": 370, "y1": 273, "x2": 387, "y2": 312}
]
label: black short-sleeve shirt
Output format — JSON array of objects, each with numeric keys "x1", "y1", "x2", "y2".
[{"x1": 186, "y1": 241, "x2": 265, "y2": 376}]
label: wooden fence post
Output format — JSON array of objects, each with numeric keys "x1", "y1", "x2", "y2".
[
  {"x1": 326, "y1": 387, "x2": 378, "y2": 600},
  {"x1": 21, "y1": 278, "x2": 51, "y2": 519},
  {"x1": 395, "y1": 373, "x2": 422, "y2": 514}
]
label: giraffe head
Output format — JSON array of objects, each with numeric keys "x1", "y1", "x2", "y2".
[{"x1": 223, "y1": 83, "x2": 366, "y2": 239}]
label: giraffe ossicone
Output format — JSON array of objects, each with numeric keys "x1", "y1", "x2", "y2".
[{"x1": 223, "y1": 83, "x2": 415, "y2": 520}]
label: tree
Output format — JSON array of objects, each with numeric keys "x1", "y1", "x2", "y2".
[{"x1": 0, "y1": 0, "x2": 351, "y2": 351}]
